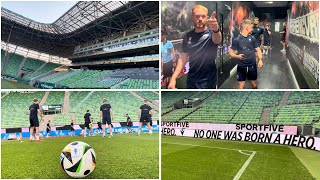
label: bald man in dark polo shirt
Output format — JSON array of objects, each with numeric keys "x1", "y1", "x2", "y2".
[{"x1": 168, "y1": 5, "x2": 222, "y2": 89}]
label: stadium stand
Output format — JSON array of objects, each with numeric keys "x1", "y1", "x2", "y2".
[
  {"x1": 161, "y1": 91, "x2": 197, "y2": 115},
  {"x1": 68, "y1": 91, "x2": 159, "y2": 124},
  {"x1": 183, "y1": 92, "x2": 250, "y2": 123},
  {"x1": 287, "y1": 91, "x2": 320, "y2": 104},
  {"x1": 45, "y1": 92, "x2": 64, "y2": 105},
  {"x1": 2, "y1": 53, "x2": 24, "y2": 77},
  {"x1": 22, "y1": 57, "x2": 45, "y2": 72},
  {"x1": 1, "y1": 92, "x2": 45, "y2": 128},
  {"x1": 1, "y1": 1, "x2": 159, "y2": 89},
  {"x1": 272, "y1": 104, "x2": 320, "y2": 125},
  {"x1": 1, "y1": 91, "x2": 159, "y2": 128},
  {"x1": 232, "y1": 92, "x2": 283, "y2": 124},
  {"x1": 24, "y1": 62, "x2": 61, "y2": 80},
  {"x1": 1, "y1": 49, "x2": 6, "y2": 69},
  {"x1": 135, "y1": 92, "x2": 158, "y2": 100}
]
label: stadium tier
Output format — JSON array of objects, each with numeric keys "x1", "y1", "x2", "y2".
[
  {"x1": 74, "y1": 29, "x2": 159, "y2": 57},
  {"x1": 135, "y1": 92, "x2": 159, "y2": 100},
  {"x1": 45, "y1": 91, "x2": 64, "y2": 105},
  {"x1": 1, "y1": 51, "x2": 61, "y2": 80},
  {"x1": 162, "y1": 92, "x2": 197, "y2": 108},
  {"x1": 1, "y1": 91, "x2": 159, "y2": 128},
  {"x1": 162, "y1": 91, "x2": 320, "y2": 126},
  {"x1": 232, "y1": 92, "x2": 283, "y2": 124},
  {"x1": 2, "y1": 53, "x2": 24, "y2": 77},
  {"x1": 35, "y1": 67, "x2": 158, "y2": 89},
  {"x1": 22, "y1": 57, "x2": 45, "y2": 72},
  {"x1": 1, "y1": 92, "x2": 46, "y2": 128},
  {"x1": 272, "y1": 104, "x2": 320, "y2": 125},
  {"x1": 1, "y1": 49, "x2": 6, "y2": 69},
  {"x1": 287, "y1": 91, "x2": 320, "y2": 104},
  {"x1": 24, "y1": 62, "x2": 61, "y2": 80},
  {"x1": 1, "y1": 1, "x2": 159, "y2": 89},
  {"x1": 182, "y1": 92, "x2": 250, "y2": 123}
]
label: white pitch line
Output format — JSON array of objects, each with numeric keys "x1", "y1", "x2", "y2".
[
  {"x1": 163, "y1": 142, "x2": 255, "y2": 152},
  {"x1": 164, "y1": 142, "x2": 256, "y2": 180},
  {"x1": 233, "y1": 151, "x2": 256, "y2": 180},
  {"x1": 238, "y1": 150, "x2": 252, "y2": 156}
]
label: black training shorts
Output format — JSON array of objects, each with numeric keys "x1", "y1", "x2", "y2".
[
  {"x1": 237, "y1": 65, "x2": 258, "y2": 81},
  {"x1": 30, "y1": 117, "x2": 39, "y2": 127},
  {"x1": 140, "y1": 115, "x2": 151, "y2": 123},
  {"x1": 102, "y1": 116, "x2": 112, "y2": 125}
]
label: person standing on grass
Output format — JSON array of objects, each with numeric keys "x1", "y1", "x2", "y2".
[
  {"x1": 126, "y1": 114, "x2": 133, "y2": 133},
  {"x1": 83, "y1": 110, "x2": 92, "y2": 138},
  {"x1": 100, "y1": 98, "x2": 114, "y2": 138},
  {"x1": 70, "y1": 121, "x2": 74, "y2": 136},
  {"x1": 46, "y1": 120, "x2": 51, "y2": 138},
  {"x1": 29, "y1": 98, "x2": 42, "y2": 142},
  {"x1": 138, "y1": 100, "x2": 152, "y2": 136}
]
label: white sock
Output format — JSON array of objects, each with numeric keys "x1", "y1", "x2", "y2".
[
  {"x1": 36, "y1": 136, "x2": 39, "y2": 140},
  {"x1": 103, "y1": 132, "x2": 105, "y2": 136},
  {"x1": 110, "y1": 132, "x2": 113, "y2": 136},
  {"x1": 138, "y1": 130, "x2": 141, "y2": 134},
  {"x1": 149, "y1": 130, "x2": 152, "y2": 134},
  {"x1": 30, "y1": 135, "x2": 32, "y2": 140}
]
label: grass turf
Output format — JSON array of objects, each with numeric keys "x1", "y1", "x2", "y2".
[
  {"x1": 162, "y1": 136, "x2": 317, "y2": 180},
  {"x1": 1, "y1": 133, "x2": 159, "y2": 179},
  {"x1": 1, "y1": 80, "x2": 34, "y2": 89}
]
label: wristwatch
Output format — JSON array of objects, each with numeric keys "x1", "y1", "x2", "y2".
[{"x1": 212, "y1": 28, "x2": 220, "y2": 33}]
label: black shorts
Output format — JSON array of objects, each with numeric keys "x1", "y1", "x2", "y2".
[
  {"x1": 84, "y1": 122, "x2": 90, "y2": 128},
  {"x1": 46, "y1": 129, "x2": 50, "y2": 133},
  {"x1": 187, "y1": 78, "x2": 217, "y2": 89},
  {"x1": 102, "y1": 116, "x2": 112, "y2": 125},
  {"x1": 140, "y1": 116, "x2": 151, "y2": 123},
  {"x1": 127, "y1": 121, "x2": 133, "y2": 127},
  {"x1": 30, "y1": 117, "x2": 39, "y2": 127},
  {"x1": 264, "y1": 40, "x2": 270, "y2": 46},
  {"x1": 237, "y1": 65, "x2": 257, "y2": 81},
  {"x1": 163, "y1": 60, "x2": 173, "y2": 78},
  {"x1": 281, "y1": 36, "x2": 285, "y2": 42}
]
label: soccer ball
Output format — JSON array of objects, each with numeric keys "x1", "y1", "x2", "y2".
[{"x1": 60, "y1": 141, "x2": 96, "y2": 178}]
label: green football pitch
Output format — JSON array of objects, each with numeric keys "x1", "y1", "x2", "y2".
[
  {"x1": 162, "y1": 136, "x2": 320, "y2": 180},
  {"x1": 1, "y1": 80, "x2": 34, "y2": 89},
  {"x1": 1, "y1": 133, "x2": 159, "y2": 179}
]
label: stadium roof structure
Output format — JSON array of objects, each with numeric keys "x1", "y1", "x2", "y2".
[{"x1": 1, "y1": 1, "x2": 159, "y2": 58}]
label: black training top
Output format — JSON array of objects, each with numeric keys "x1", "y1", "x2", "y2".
[
  {"x1": 84, "y1": 112, "x2": 91, "y2": 123},
  {"x1": 251, "y1": 26, "x2": 264, "y2": 42},
  {"x1": 231, "y1": 34, "x2": 260, "y2": 67},
  {"x1": 181, "y1": 28, "x2": 218, "y2": 83},
  {"x1": 29, "y1": 103, "x2": 39, "y2": 119},
  {"x1": 140, "y1": 104, "x2": 152, "y2": 117},
  {"x1": 100, "y1": 104, "x2": 111, "y2": 117}
]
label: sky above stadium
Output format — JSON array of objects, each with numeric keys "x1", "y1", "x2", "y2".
[{"x1": 1, "y1": 1, "x2": 77, "y2": 23}]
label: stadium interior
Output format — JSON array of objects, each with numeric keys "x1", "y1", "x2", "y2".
[
  {"x1": 1, "y1": 1, "x2": 159, "y2": 89},
  {"x1": 162, "y1": 91, "x2": 320, "y2": 130},
  {"x1": 1, "y1": 91, "x2": 159, "y2": 130}
]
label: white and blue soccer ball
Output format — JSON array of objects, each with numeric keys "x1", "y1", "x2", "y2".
[{"x1": 60, "y1": 141, "x2": 96, "y2": 178}]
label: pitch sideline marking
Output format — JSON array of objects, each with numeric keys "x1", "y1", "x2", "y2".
[
  {"x1": 163, "y1": 142, "x2": 255, "y2": 153},
  {"x1": 164, "y1": 142, "x2": 256, "y2": 180},
  {"x1": 238, "y1": 150, "x2": 252, "y2": 156},
  {"x1": 233, "y1": 151, "x2": 256, "y2": 180}
]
